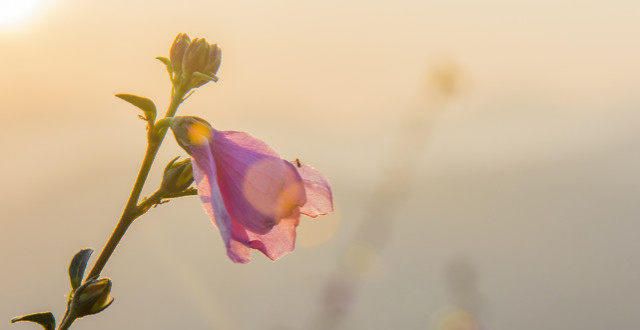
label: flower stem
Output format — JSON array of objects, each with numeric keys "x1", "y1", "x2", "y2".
[
  {"x1": 58, "y1": 309, "x2": 76, "y2": 330},
  {"x1": 86, "y1": 88, "x2": 184, "y2": 280},
  {"x1": 84, "y1": 143, "x2": 158, "y2": 279}
]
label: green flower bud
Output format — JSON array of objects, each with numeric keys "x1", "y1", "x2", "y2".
[
  {"x1": 168, "y1": 34, "x2": 222, "y2": 90},
  {"x1": 170, "y1": 33, "x2": 191, "y2": 75},
  {"x1": 161, "y1": 157, "x2": 194, "y2": 193},
  {"x1": 71, "y1": 278, "x2": 114, "y2": 318},
  {"x1": 204, "y1": 43, "x2": 222, "y2": 77},
  {"x1": 182, "y1": 38, "x2": 209, "y2": 76}
]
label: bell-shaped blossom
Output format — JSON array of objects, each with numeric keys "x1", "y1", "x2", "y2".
[{"x1": 170, "y1": 116, "x2": 333, "y2": 263}]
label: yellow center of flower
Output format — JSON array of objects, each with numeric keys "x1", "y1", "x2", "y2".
[{"x1": 187, "y1": 121, "x2": 212, "y2": 146}]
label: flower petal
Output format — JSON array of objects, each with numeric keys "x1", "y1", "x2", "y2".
[
  {"x1": 230, "y1": 210, "x2": 301, "y2": 261},
  {"x1": 172, "y1": 116, "x2": 332, "y2": 262},
  {"x1": 212, "y1": 130, "x2": 306, "y2": 234},
  {"x1": 189, "y1": 142, "x2": 251, "y2": 263},
  {"x1": 292, "y1": 160, "x2": 334, "y2": 217}
]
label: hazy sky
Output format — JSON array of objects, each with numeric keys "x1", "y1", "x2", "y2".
[{"x1": 2, "y1": 1, "x2": 640, "y2": 329}]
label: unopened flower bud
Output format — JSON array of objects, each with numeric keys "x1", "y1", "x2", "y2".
[
  {"x1": 182, "y1": 38, "x2": 210, "y2": 76},
  {"x1": 71, "y1": 278, "x2": 114, "y2": 318},
  {"x1": 204, "y1": 43, "x2": 222, "y2": 77},
  {"x1": 167, "y1": 34, "x2": 222, "y2": 90},
  {"x1": 161, "y1": 157, "x2": 194, "y2": 193},
  {"x1": 170, "y1": 33, "x2": 191, "y2": 75}
]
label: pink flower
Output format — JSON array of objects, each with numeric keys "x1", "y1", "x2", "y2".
[{"x1": 170, "y1": 116, "x2": 334, "y2": 263}]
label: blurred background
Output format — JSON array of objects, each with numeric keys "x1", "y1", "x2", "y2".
[{"x1": 2, "y1": 0, "x2": 640, "y2": 329}]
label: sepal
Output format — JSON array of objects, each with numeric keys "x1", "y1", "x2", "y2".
[
  {"x1": 68, "y1": 249, "x2": 93, "y2": 290},
  {"x1": 155, "y1": 56, "x2": 173, "y2": 75},
  {"x1": 115, "y1": 94, "x2": 157, "y2": 124},
  {"x1": 10, "y1": 312, "x2": 55, "y2": 330},
  {"x1": 69, "y1": 277, "x2": 114, "y2": 318},
  {"x1": 190, "y1": 72, "x2": 219, "y2": 89}
]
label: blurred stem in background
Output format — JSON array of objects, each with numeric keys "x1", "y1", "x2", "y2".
[
  {"x1": 437, "y1": 257, "x2": 484, "y2": 330},
  {"x1": 311, "y1": 61, "x2": 464, "y2": 330}
]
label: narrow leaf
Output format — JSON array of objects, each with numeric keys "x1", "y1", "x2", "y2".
[
  {"x1": 155, "y1": 56, "x2": 173, "y2": 74},
  {"x1": 155, "y1": 56, "x2": 172, "y2": 69},
  {"x1": 68, "y1": 249, "x2": 93, "y2": 290},
  {"x1": 115, "y1": 94, "x2": 157, "y2": 123},
  {"x1": 11, "y1": 312, "x2": 55, "y2": 330}
]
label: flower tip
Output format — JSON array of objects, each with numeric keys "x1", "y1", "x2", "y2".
[{"x1": 170, "y1": 33, "x2": 191, "y2": 75}]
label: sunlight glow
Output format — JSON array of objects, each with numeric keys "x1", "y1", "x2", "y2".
[
  {"x1": 299, "y1": 211, "x2": 341, "y2": 248},
  {"x1": 186, "y1": 121, "x2": 212, "y2": 146},
  {"x1": 0, "y1": 0, "x2": 42, "y2": 27}
]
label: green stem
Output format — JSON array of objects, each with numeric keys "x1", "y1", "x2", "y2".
[
  {"x1": 129, "y1": 187, "x2": 197, "y2": 219},
  {"x1": 58, "y1": 309, "x2": 76, "y2": 330},
  {"x1": 86, "y1": 88, "x2": 184, "y2": 280},
  {"x1": 57, "y1": 188, "x2": 195, "y2": 330}
]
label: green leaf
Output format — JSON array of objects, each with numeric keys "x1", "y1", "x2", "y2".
[
  {"x1": 155, "y1": 56, "x2": 172, "y2": 69},
  {"x1": 68, "y1": 249, "x2": 93, "y2": 290},
  {"x1": 11, "y1": 312, "x2": 55, "y2": 330},
  {"x1": 155, "y1": 56, "x2": 173, "y2": 75},
  {"x1": 115, "y1": 94, "x2": 157, "y2": 123}
]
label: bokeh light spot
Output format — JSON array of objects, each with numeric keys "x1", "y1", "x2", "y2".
[
  {"x1": 435, "y1": 308, "x2": 480, "y2": 330},
  {"x1": 299, "y1": 210, "x2": 341, "y2": 248},
  {"x1": 243, "y1": 158, "x2": 304, "y2": 219},
  {"x1": 341, "y1": 242, "x2": 378, "y2": 276}
]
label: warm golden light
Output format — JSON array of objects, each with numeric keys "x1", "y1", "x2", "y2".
[
  {"x1": 0, "y1": 0, "x2": 41, "y2": 27},
  {"x1": 186, "y1": 121, "x2": 212, "y2": 146}
]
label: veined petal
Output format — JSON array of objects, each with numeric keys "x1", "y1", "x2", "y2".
[
  {"x1": 189, "y1": 142, "x2": 251, "y2": 263},
  {"x1": 231, "y1": 209, "x2": 301, "y2": 261},
  {"x1": 212, "y1": 130, "x2": 306, "y2": 234},
  {"x1": 171, "y1": 116, "x2": 333, "y2": 263},
  {"x1": 292, "y1": 160, "x2": 334, "y2": 217}
]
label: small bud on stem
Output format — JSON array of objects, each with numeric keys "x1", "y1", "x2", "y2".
[
  {"x1": 160, "y1": 157, "x2": 194, "y2": 194},
  {"x1": 70, "y1": 278, "x2": 114, "y2": 318},
  {"x1": 15, "y1": 33, "x2": 223, "y2": 330}
]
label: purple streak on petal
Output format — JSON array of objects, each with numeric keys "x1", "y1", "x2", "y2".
[
  {"x1": 177, "y1": 115, "x2": 333, "y2": 262},
  {"x1": 190, "y1": 142, "x2": 251, "y2": 263},
  {"x1": 294, "y1": 162, "x2": 334, "y2": 218},
  {"x1": 212, "y1": 130, "x2": 306, "y2": 234}
]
